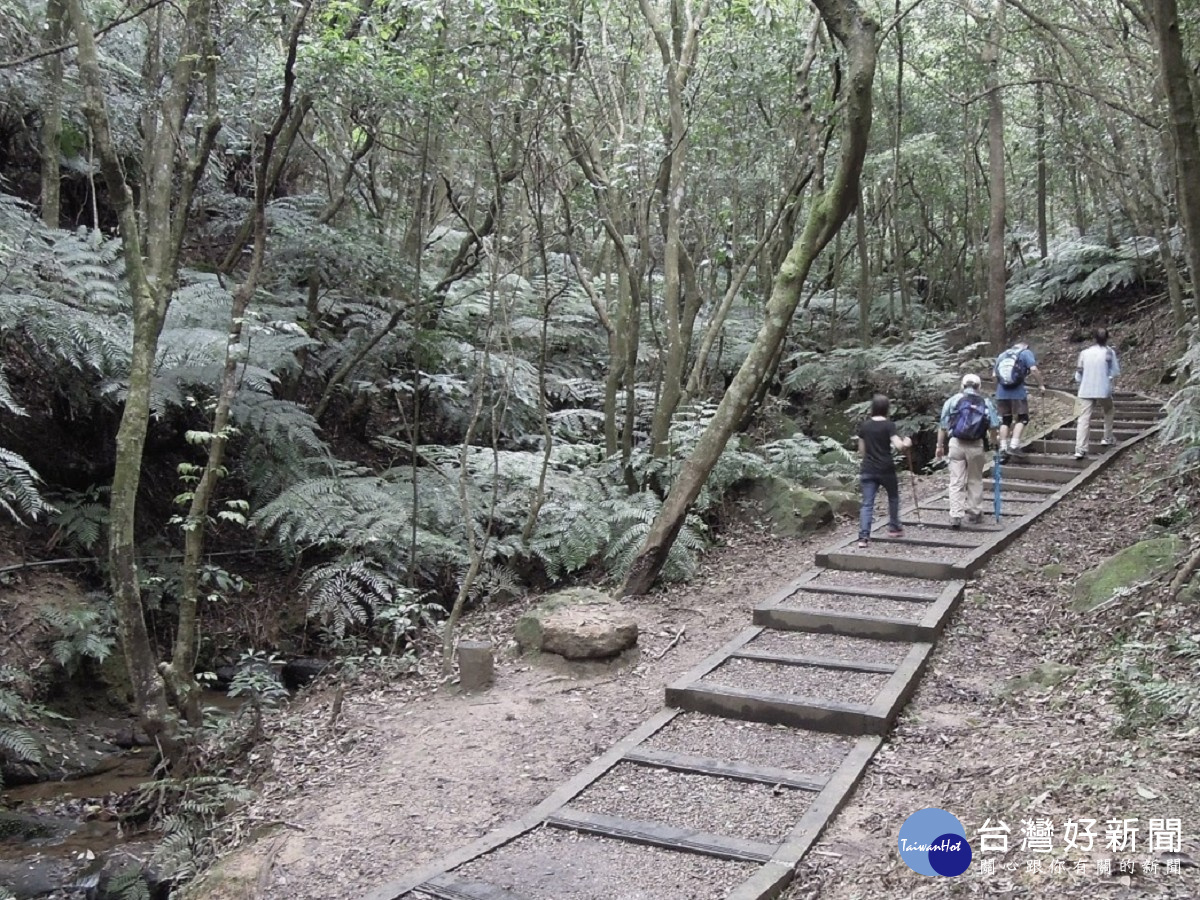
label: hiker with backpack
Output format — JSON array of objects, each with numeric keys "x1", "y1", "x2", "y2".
[
  {"x1": 936, "y1": 373, "x2": 1001, "y2": 528},
  {"x1": 1074, "y1": 327, "x2": 1121, "y2": 459},
  {"x1": 856, "y1": 394, "x2": 913, "y2": 548},
  {"x1": 993, "y1": 342, "x2": 1046, "y2": 459}
]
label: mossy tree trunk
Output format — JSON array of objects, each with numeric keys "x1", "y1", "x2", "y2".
[
  {"x1": 1150, "y1": 0, "x2": 1200, "y2": 323},
  {"x1": 39, "y1": 0, "x2": 65, "y2": 227},
  {"x1": 621, "y1": 0, "x2": 878, "y2": 596},
  {"x1": 983, "y1": 0, "x2": 1008, "y2": 351},
  {"x1": 69, "y1": 0, "x2": 221, "y2": 750}
]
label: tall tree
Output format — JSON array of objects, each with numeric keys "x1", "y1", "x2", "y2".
[
  {"x1": 68, "y1": 0, "x2": 221, "y2": 748},
  {"x1": 1149, "y1": 0, "x2": 1200, "y2": 322},
  {"x1": 622, "y1": 0, "x2": 878, "y2": 595},
  {"x1": 982, "y1": 0, "x2": 1007, "y2": 350}
]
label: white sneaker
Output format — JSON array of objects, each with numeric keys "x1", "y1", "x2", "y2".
[
  {"x1": 1100, "y1": 439, "x2": 1113, "y2": 447},
  {"x1": 1074, "y1": 451, "x2": 1086, "y2": 459}
]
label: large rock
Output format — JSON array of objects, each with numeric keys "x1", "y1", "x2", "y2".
[
  {"x1": 515, "y1": 588, "x2": 638, "y2": 660},
  {"x1": 822, "y1": 489, "x2": 861, "y2": 518},
  {"x1": 1070, "y1": 535, "x2": 1185, "y2": 613},
  {"x1": 747, "y1": 476, "x2": 833, "y2": 536}
]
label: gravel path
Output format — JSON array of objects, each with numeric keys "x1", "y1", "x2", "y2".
[
  {"x1": 703, "y1": 658, "x2": 889, "y2": 705},
  {"x1": 645, "y1": 714, "x2": 857, "y2": 774},
  {"x1": 747, "y1": 630, "x2": 910, "y2": 665},
  {"x1": 448, "y1": 827, "x2": 757, "y2": 899},
  {"x1": 807, "y1": 570, "x2": 944, "y2": 595},
  {"x1": 780, "y1": 591, "x2": 926, "y2": 620},
  {"x1": 571, "y1": 761, "x2": 811, "y2": 844}
]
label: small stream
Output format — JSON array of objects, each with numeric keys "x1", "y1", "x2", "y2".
[{"x1": 1, "y1": 691, "x2": 248, "y2": 899}]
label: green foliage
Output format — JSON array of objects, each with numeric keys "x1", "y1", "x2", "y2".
[
  {"x1": 1005, "y1": 236, "x2": 1159, "y2": 320},
  {"x1": 136, "y1": 776, "x2": 255, "y2": 881},
  {"x1": 227, "y1": 652, "x2": 289, "y2": 708},
  {"x1": 1111, "y1": 633, "x2": 1200, "y2": 733},
  {"x1": 0, "y1": 668, "x2": 43, "y2": 785},
  {"x1": 0, "y1": 448, "x2": 52, "y2": 524},
  {"x1": 47, "y1": 485, "x2": 109, "y2": 553},
  {"x1": 40, "y1": 598, "x2": 117, "y2": 676},
  {"x1": 103, "y1": 868, "x2": 152, "y2": 900}
]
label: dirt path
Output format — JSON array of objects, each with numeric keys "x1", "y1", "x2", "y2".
[{"x1": 209, "y1": 525, "x2": 832, "y2": 900}]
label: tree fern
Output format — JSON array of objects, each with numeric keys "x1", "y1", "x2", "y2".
[{"x1": 0, "y1": 448, "x2": 52, "y2": 524}]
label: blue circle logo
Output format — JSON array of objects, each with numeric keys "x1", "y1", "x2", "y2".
[{"x1": 897, "y1": 808, "x2": 972, "y2": 876}]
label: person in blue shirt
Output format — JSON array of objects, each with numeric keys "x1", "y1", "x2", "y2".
[
  {"x1": 936, "y1": 374, "x2": 1002, "y2": 528},
  {"x1": 993, "y1": 342, "x2": 1045, "y2": 459}
]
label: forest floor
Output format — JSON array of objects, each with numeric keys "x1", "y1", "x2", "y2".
[{"x1": 191, "y1": 304, "x2": 1200, "y2": 900}]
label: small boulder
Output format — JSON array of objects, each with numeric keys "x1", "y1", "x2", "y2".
[
  {"x1": 515, "y1": 588, "x2": 638, "y2": 660},
  {"x1": 1070, "y1": 535, "x2": 1185, "y2": 613}
]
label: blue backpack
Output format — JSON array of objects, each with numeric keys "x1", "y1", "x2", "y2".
[
  {"x1": 996, "y1": 348, "x2": 1030, "y2": 388},
  {"x1": 950, "y1": 393, "x2": 989, "y2": 440}
]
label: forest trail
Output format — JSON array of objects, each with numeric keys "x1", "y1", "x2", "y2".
[{"x1": 335, "y1": 392, "x2": 1166, "y2": 900}]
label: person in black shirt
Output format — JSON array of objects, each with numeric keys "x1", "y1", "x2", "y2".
[{"x1": 856, "y1": 393, "x2": 913, "y2": 548}]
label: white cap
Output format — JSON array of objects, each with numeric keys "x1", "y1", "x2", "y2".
[{"x1": 962, "y1": 373, "x2": 981, "y2": 389}]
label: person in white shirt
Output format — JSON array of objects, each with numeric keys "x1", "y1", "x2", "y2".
[{"x1": 1074, "y1": 328, "x2": 1121, "y2": 459}]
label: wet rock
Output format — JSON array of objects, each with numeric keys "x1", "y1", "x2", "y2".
[
  {"x1": 0, "y1": 726, "x2": 122, "y2": 787},
  {"x1": 0, "y1": 811, "x2": 78, "y2": 845},
  {"x1": 0, "y1": 858, "x2": 74, "y2": 898},
  {"x1": 515, "y1": 589, "x2": 638, "y2": 660},
  {"x1": 281, "y1": 658, "x2": 330, "y2": 691}
]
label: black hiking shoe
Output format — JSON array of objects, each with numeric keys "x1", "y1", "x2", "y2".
[
  {"x1": 950, "y1": 517, "x2": 962, "y2": 529},
  {"x1": 966, "y1": 512, "x2": 983, "y2": 525}
]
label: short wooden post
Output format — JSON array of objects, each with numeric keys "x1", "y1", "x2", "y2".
[{"x1": 457, "y1": 640, "x2": 494, "y2": 691}]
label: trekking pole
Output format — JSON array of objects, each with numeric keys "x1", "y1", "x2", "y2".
[
  {"x1": 993, "y1": 450, "x2": 1003, "y2": 525},
  {"x1": 906, "y1": 447, "x2": 922, "y2": 524}
]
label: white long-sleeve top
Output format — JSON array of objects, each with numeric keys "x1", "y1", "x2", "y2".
[{"x1": 1075, "y1": 344, "x2": 1120, "y2": 399}]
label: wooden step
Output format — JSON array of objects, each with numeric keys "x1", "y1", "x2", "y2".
[
  {"x1": 920, "y1": 502, "x2": 1026, "y2": 518},
  {"x1": 730, "y1": 647, "x2": 900, "y2": 674},
  {"x1": 990, "y1": 464, "x2": 1077, "y2": 483},
  {"x1": 1049, "y1": 427, "x2": 1140, "y2": 440},
  {"x1": 1002, "y1": 453, "x2": 1087, "y2": 468},
  {"x1": 417, "y1": 874, "x2": 531, "y2": 900},
  {"x1": 867, "y1": 533, "x2": 989, "y2": 550},
  {"x1": 622, "y1": 746, "x2": 827, "y2": 792},
  {"x1": 1024, "y1": 439, "x2": 1112, "y2": 455},
  {"x1": 665, "y1": 680, "x2": 885, "y2": 736},
  {"x1": 887, "y1": 518, "x2": 1005, "y2": 533},
  {"x1": 815, "y1": 550, "x2": 961, "y2": 580},
  {"x1": 754, "y1": 603, "x2": 931, "y2": 641},
  {"x1": 791, "y1": 581, "x2": 940, "y2": 603},
  {"x1": 985, "y1": 479, "x2": 1058, "y2": 494},
  {"x1": 545, "y1": 808, "x2": 776, "y2": 863}
]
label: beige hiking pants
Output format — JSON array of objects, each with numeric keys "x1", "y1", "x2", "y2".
[
  {"x1": 948, "y1": 437, "x2": 984, "y2": 521},
  {"x1": 1075, "y1": 396, "x2": 1114, "y2": 454}
]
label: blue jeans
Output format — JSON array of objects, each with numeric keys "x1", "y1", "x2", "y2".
[{"x1": 859, "y1": 471, "x2": 901, "y2": 539}]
